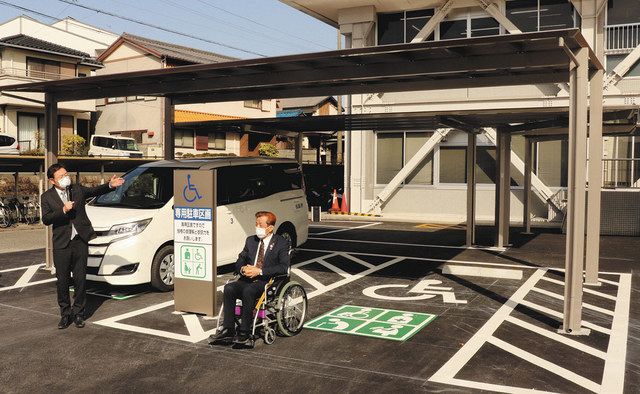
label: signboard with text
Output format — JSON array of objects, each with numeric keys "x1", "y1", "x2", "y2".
[{"x1": 173, "y1": 169, "x2": 217, "y2": 315}]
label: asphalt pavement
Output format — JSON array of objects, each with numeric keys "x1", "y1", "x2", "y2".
[{"x1": 0, "y1": 220, "x2": 638, "y2": 393}]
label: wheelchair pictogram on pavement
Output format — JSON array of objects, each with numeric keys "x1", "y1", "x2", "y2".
[{"x1": 305, "y1": 305, "x2": 437, "y2": 341}]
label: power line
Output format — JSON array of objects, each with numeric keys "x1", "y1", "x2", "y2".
[
  {"x1": 56, "y1": 0, "x2": 266, "y2": 57},
  {"x1": 196, "y1": 0, "x2": 332, "y2": 50},
  {"x1": 157, "y1": 0, "x2": 317, "y2": 53},
  {"x1": 0, "y1": 0, "x2": 60, "y2": 21}
]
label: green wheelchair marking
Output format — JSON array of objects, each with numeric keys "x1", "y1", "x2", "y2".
[{"x1": 304, "y1": 305, "x2": 437, "y2": 342}]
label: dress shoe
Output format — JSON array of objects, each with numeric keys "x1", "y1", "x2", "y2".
[
  {"x1": 232, "y1": 333, "x2": 251, "y2": 345},
  {"x1": 74, "y1": 315, "x2": 85, "y2": 328},
  {"x1": 58, "y1": 315, "x2": 72, "y2": 329},
  {"x1": 208, "y1": 327, "x2": 235, "y2": 344}
]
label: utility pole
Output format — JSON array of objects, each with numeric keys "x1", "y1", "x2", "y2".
[{"x1": 336, "y1": 29, "x2": 343, "y2": 164}]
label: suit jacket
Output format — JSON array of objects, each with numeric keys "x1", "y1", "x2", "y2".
[
  {"x1": 41, "y1": 183, "x2": 113, "y2": 249},
  {"x1": 234, "y1": 234, "x2": 290, "y2": 280}
]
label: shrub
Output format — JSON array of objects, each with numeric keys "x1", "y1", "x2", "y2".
[
  {"x1": 20, "y1": 148, "x2": 44, "y2": 156},
  {"x1": 258, "y1": 143, "x2": 278, "y2": 157},
  {"x1": 61, "y1": 135, "x2": 86, "y2": 156}
]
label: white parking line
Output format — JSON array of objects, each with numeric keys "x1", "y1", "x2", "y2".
[
  {"x1": 488, "y1": 336, "x2": 601, "y2": 393},
  {"x1": 518, "y1": 300, "x2": 611, "y2": 335},
  {"x1": 299, "y1": 248, "x2": 538, "y2": 270},
  {"x1": 601, "y1": 273, "x2": 632, "y2": 393},
  {"x1": 312, "y1": 222, "x2": 382, "y2": 236},
  {"x1": 505, "y1": 316, "x2": 607, "y2": 359},
  {"x1": 291, "y1": 268, "x2": 328, "y2": 291},
  {"x1": 540, "y1": 276, "x2": 618, "y2": 301},
  {"x1": 0, "y1": 264, "x2": 56, "y2": 292},
  {"x1": 316, "y1": 259, "x2": 352, "y2": 279},
  {"x1": 306, "y1": 237, "x2": 505, "y2": 251},
  {"x1": 531, "y1": 287, "x2": 615, "y2": 317}
]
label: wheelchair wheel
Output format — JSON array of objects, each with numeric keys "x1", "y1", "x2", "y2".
[
  {"x1": 276, "y1": 281, "x2": 307, "y2": 337},
  {"x1": 264, "y1": 327, "x2": 276, "y2": 345}
]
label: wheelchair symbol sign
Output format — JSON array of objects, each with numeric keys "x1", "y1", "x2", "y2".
[
  {"x1": 179, "y1": 245, "x2": 206, "y2": 279},
  {"x1": 183, "y1": 174, "x2": 202, "y2": 203}
]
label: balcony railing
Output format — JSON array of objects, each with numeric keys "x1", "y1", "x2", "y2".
[
  {"x1": 0, "y1": 67, "x2": 76, "y2": 81},
  {"x1": 602, "y1": 158, "x2": 640, "y2": 189},
  {"x1": 605, "y1": 23, "x2": 640, "y2": 52}
]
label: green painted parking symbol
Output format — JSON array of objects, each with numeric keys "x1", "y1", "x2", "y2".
[{"x1": 305, "y1": 305, "x2": 437, "y2": 342}]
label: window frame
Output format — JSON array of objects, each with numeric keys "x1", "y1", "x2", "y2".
[{"x1": 374, "y1": 130, "x2": 435, "y2": 187}]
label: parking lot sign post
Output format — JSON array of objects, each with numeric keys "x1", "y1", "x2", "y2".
[{"x1": 173, "y1": 169, "x2": 217, "y2": 315}]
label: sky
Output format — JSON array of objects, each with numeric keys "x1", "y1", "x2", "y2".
[{"x1": 0, "y1": 0, "x2": 337, "y2": 59}]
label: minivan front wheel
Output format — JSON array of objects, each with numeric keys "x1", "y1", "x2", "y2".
[
  {"x1": 276, "y1": 223, "x2": 297, "y2": 256},
  {"x1": 151, "y1": 245, "x2": 174, "y2": 292}
]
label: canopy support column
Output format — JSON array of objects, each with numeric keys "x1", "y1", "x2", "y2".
[
  {"x1": 163, "y1": 97, "x2": 174, "y2": 160},
  {"x1": 562, "y1": 47, "x2": 589, "y2": 335},
  {"x1": 295, "y1": 132, "x2": 304, "y2": 164},
  {"x1": 523, "y1": 138, "x2": 533, "y2": 234},
  {"x1": 494, "y1": 129, "x2": 511, "y2": 248},
  {"x1": 585, "y1": 68, "x2": 604, "y2": 285},
  {"x1": 44, "y1": 93, "x2": 58, "y2": 271},
  {"x1": 466, "y1": 132, "x2": 477, "y2": 246}
]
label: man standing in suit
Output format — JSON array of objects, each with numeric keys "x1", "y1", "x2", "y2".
[
  {"x1": 41, "y1": 163, "x2": 124, "y2": 329},
  {"x1": 209, "y1": 211, "x2": 290, "y2": 345}
]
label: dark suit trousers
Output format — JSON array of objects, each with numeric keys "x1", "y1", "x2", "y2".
[
  {"x1": 52, "y1": 237, "x2": 88, "y2": 317},
  {"x1": 223, "y1": 278, "x2": 267, "y2": 334}
]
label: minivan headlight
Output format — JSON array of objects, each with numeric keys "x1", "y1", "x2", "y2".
[{"x1": 107, "y1": 219, "x2": 151, "y2": 241}]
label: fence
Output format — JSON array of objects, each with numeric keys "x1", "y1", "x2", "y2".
[{"x1": 605, "y1": 23, "x2": 640, "y2": 52}]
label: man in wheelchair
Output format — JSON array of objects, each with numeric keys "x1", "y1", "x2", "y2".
[{"x1": 209, "y1": 211, "x2": 290, "y2": 345}]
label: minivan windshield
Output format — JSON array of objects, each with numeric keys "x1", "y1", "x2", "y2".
[
  {"x1": 92, "y1": 166, "x2": 173, "y2": 209},
  {"x1": 117, "y1": 139, "x2": 138, "y2": 151}
]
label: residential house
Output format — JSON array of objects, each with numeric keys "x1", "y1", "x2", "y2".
[
  {"x1": 94, "y1": 33, "x2": 276, "y2": 157},
  {"x1": 278, "y1": 96, "x2": 340, "y2": 163}
]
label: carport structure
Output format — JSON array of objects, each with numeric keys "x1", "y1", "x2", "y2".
[{"x1": 4, "y1": 28, "x2": 603, "y2": 334}]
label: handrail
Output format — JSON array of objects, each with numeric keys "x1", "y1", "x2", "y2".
[
  {"x1": 0, "y1": 67, "x2": 76, "y2": 81},
  {"x1": 605, "y1": 22, "x2": 640, "y2": 52}
]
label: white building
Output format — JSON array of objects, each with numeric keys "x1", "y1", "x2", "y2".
[
  {"x1": 0, "y1": 16, "x2": 118, "y2": 152},
  {"x1": 282, "y1": 0, "x2": 640, "y2": 223}
]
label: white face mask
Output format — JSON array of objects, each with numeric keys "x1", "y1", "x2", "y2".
[
  {"x1": 58, "y1": 175, "x2": 71, "y2": 188},
  {"x1": 255, "y1": 226, "x2": 267, "y2": 239}
]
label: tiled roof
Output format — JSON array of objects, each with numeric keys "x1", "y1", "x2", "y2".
[
  {"x1": 174, "y1": 110, "x2": 244, "y2": 123},
  {"x1": 0, "y1": 34, "x2": 103, "y2": 66},
  {"x1": 279, "y1": 96, "x2": 335, "y2": 109},
  {"x1": 121, "y1": 33, "x2": 237, "y2": 64}
]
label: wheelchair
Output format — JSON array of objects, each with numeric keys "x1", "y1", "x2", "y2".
[{"x1": 215, "y1": 271, "x2": 308, "y2": 347}]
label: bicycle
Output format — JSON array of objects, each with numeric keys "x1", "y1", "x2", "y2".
[{"x1": 0, "y1": 199, "x2": 14, "y2": 228}]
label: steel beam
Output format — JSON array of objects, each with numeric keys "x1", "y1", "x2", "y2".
[
  {"x1": 494, "y1": 129, "x2": 511, "y2": 248},
  {"x1": 562, "y1": 47, "x2": 589, "y2": 335},
  {"x1": 163, "y1": 97, "x2": 175, "y2": 160},
  {"x1": 585, "y1": 68, "x2": 604, "y2": 285},
  {"x1": 466, "y1": 132, "x2": 477, "y2": 246},
  {"x1": 295, "y1": 132, "x2": 304, "y2": 164},
  {"x1": 44, "y1": 93, "x2": 58, "y2": 271},
  {"x1": 523, "y1": 138, "x2": 533, "y2": 234}
]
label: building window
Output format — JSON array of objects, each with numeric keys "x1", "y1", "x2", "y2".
[
  {"x1": 376, "y1": 132, "x2": 433, "y2": 185},
  {"x1": 208, "y1": 131, "x2": 226, "y2": 150},
  {"x1": 606, "y1": 0, "x2": 640, "y2": 25},
  {"x1": 244, "y1": 100, "x2": 262, "y2": 109},
  {"x1": 17, "y1": 113, "x2": 44, "y2": 152},
  {"x1": 602, "y1": 136, "x2": 640, "y2": 188},
  {"x1": 378, "y1": 9, "x2": 434, "y2": 45},
  {"x1": 606, "y1": 54, "x2": 640, "y2": 76},
  {"x1": 26, "y1": 57, "x2": 59, "y2": 79},
  {"x1": 506, "y1": 0, "x2": 577, "y2": 32},
  {"x1": 174, "y1": 129, "x2": 194, "y2": 148}
]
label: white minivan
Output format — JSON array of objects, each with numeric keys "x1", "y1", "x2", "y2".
[
  {"x1": 85, "y1": 157, "x2": 308, "y2": 291},
  {"x1": 88, "y1": 135, "x2": 143, "y2": 158}
]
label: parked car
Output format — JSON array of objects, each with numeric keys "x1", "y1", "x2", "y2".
[
  {"x1": 0, "y1": 134, "x2": 19, "y2": 154},
  {"x1": 85, "y1": 157, "x2": 309, "y2": 291},
  {"x1": 88, "y1": 135, "x2": 143, "y2": 158}
]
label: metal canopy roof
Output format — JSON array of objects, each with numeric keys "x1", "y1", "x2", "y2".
[
  {"x1": 174, "y1": 109, "x2": 638, "y2": 137},
  {"x1": 4, "y1": 29, "x2": 601, "y2": 104}
]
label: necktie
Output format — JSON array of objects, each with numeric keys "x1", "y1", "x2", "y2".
[
  {"x1": 62, "y1": 190, "x2": 77, "y2": 240},
  {"x1": 256, "y1": 240, "x2": 265, "y2": 269}
]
